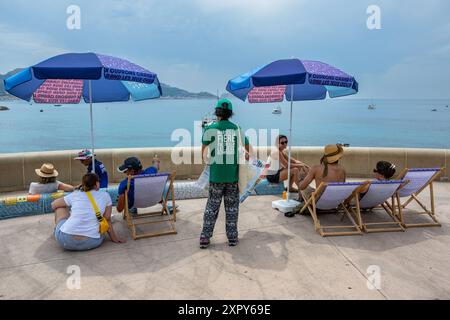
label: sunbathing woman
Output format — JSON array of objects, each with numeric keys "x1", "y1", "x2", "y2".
[
  {"x1": 265, "y1": 135, "x2": 310, "y2": 192},
  {"x1": 359, "y1": 161, "x2": 397, "y2": 194}
]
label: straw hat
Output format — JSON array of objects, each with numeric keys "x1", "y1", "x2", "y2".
[
  {"x1": 35, "y1": 163, "x2": 59, "y2": 178},
  {"x1": 322, "y1": 144, "x2": 344, "y2": 164}
]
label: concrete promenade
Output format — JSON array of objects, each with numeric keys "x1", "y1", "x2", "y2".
[{"x1": 0, "y1": 181, "x2": 449, "y2": 299}]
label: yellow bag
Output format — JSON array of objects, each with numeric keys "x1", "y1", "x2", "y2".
[{"x1": 86, "y1": 191, "x2": 109, "y2": 235}]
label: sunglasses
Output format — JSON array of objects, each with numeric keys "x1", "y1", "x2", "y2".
[{"x1": 280, "y1": 140, "x2": 288, "y2": 145}]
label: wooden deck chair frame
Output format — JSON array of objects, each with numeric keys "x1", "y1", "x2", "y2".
[
  {"x1": 347, "y1": 181, "x2": 408, "y2": 233},
  {"x1": 124, "y1": 172, "x2": 177, "y2": 240},
  {"x1": 299, "y1": 182, "x2": 363, "y2": 237},
  {"x1": 394, "y1": 167, "x2": 444, "y2": 228}
]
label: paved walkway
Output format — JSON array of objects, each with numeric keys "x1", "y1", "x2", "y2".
[{"x1": 1, "y1": 182, "x2": 449, "y2": 299}]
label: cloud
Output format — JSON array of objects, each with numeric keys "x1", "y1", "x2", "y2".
[
  {"x1": 432, "y1": 44, "x2": 450, "y2": 57},
  {"x1": 194, "y1": 0, "x2": 299, "y2": 15},
  {"x1": 359, "y1": 54, "x2": 450, "y2": 99},
  {"x1": 0, "y1": 24, "x2": 68, "y2": 73}
]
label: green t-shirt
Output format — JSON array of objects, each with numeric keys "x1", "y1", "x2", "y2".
[{"x1": 202, "y1": 120, "x2": 249, "y2": 183}]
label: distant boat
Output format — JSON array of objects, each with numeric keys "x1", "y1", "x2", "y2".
[
  {"x1": 53, "y1": 104, "x2": 62, "y2": 107},
  {"x1": 338, "y1": 143, "x2": 350, "y2": 147},
  {"x1": 272, "y1": 106, "x2": 282, "y2": 114},
  {"x1": 0, "y1": 106, "x2": 10, "y2": 111},
  {"x1": 431, "y1": 108, "x2": 437, "y2": 112},
  {"x1": 368, "y1": 104, "x2": 376, "y2": 110}
]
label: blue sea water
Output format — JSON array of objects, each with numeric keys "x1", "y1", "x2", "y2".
[{"x1": 0, "y1": 98, "x2": 449, "y2": 153}]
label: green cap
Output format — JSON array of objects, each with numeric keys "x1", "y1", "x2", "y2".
[{"x1": 216, "y1": 98, "x2": 233, "y2": 111}]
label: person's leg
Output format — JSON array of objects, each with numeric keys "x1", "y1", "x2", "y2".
[
  {"x1": 278, "y1": 168, "x2": 289, "y2": 182},
  {"x1": 278, "y1": 168, "x2": 300, "y2": 192},
  {"x1": 200, "y1": 183, "x2": 224, "y2": 244},
  {"x1": 224, "y1": 182, "x2": 240, "y2": 245},
  {"x1": 54, "y1": 207, "x2": 70, "y2": 225},
  {"x1": 298, "y1": 165, "x2": 309, "y2": 181},
  {"x1": 300, "y1": 186, "x2": 315, "y2": 203},
  {"x1": 290, "y1": 168, "x2": 300, "y2": 191}
]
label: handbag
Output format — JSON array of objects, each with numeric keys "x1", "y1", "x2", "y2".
[
  {"x1": 236, "y1": 125, "x2": 254, "y2": 196},
  {"x1": 86, "y1": 191, "x2": 109, "y2": 235},
  {"x1": 196, "y1": 165, "x2": 210, "y2": 190}
]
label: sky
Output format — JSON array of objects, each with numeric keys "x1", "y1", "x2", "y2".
[{"x1": 0, "y1": 0, "x2": 449, "y2": 98}]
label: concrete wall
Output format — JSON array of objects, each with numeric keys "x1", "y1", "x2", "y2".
[{"x1": 0, "y1": 147, "x2": 448, "y2": 192}]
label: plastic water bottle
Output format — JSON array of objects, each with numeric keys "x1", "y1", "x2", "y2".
[{"x1": 152, "y1": 154, "x2": 160, "y2": 171}]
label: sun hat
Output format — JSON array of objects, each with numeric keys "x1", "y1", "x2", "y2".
[
  {"x1": 215, "y1": 98, "x2": 233, "y2": 111},
  {"x1": 320, "y1": 144, "x2": 344, "y2": 177},
  {"x1": 322, "y1": 144, "x2": 344, "y2": 164},
  {"x1": 74, "y1": 149, "x2": 95, "y2": 160},
  {"x1": 35, "y1": 163, "x2": 59, "y2": 178},
  {"x1": 117, "y1": 157, "x2": 143, "y2": 173}
]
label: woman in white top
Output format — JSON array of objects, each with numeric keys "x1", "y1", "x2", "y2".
[
  {"x1": 265, "y1": 135, "x2": 310, "y2": 192},
  {"x1": 51, "y1": 173, "x2": 125, "y2": 251},
  {"x1": 29, "y1": 163, "x2": 74, "y2": 194}
]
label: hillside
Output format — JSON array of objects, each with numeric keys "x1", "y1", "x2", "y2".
[{"x1": 0, "y1": 69, "x2": 216, "y2": 100}]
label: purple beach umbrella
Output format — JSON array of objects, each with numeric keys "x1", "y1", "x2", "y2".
[
  {"x1": 226, "y1": 58, "x2": 358, "y2": 205},
  {"x1": 3, "y1": 52, "x2": 162, "y2": 172}
]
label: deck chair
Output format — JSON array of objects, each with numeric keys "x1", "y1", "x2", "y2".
[
  {"x1": 395, "y1": 167, "x2": 444, "y2": 228},
  {"x1": 124, "y1": 172, "x2": 177, "y2": 240},
  {"x1": 349, "y1": 180, "x2": 407, "y2": 233},
  {"x1": 300, "y1": 182, "x2": 364, "y2": 237}
]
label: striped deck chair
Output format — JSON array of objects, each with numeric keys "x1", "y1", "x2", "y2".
[
  {"x1": 350, "y1": 180, "x2": 408, "y2": 233},
  {"x1": 300, "y1": 182, "x2": 365, "y2": 237},
  {"x1": 395, "y1": 167, "x2": 444, "y2": 228},
  {"x1": 124, "y1": 172, "x2": 177, "y2": 240}
]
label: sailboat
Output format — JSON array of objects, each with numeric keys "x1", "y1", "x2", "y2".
[
  {"x1": 272, "y1": 106, "x2": 282, "y2": 114},
  {"x1": 200, "y1": 89, "x2": 219, "y2": 129},
  {"x1": 368, "y1": 103, "x2": 376, "y2": 110}
]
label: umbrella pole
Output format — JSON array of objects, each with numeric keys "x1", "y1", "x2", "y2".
[
  {"x1": 286, "y1": 84, "x2": 294, "y2": 201},
  {"x1": 88, "y1": 80, "x2": 95, "y2": 173}
]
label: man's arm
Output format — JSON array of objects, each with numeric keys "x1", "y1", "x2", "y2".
[
  {"x1": 116, "y1": 194, "x2": 125, "y2": 213},
  {"x1": 202, "y1": 144, "x2": 207, "y2": 163},
  {"x1": 116, "y1": 181, "x2": 127, "y2": 213}
]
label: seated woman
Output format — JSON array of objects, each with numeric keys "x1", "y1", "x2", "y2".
[
  {"x1": 265, "y1": 135, "x2": 310, "y2": 192},
  {"x1": 299, "y1": 144, "x2": 347, "y2": 201},
  {"x1": 359, "y1": 161, "x2": 397, "y2": 195},
  {"x1": 51, "y1": 173, "x2": 125, "y2": 251},
  {"x1": 29, "y1": 163, "x2": 74, "y2": 194},
  {"x1": 373, "y1": 161, "x2": 396, "y2": 180}
]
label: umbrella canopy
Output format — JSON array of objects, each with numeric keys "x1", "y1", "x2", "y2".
[
  {"x1": 226, "y1": 58, "x2": 358, "y2": 203},
  {"x1": 4, "y1": 52, "x2": 162, "y2": 103},
  {"x1": 226, "y1": 58, "x2": 357, "y2": 102},
  {"x1": 3, "y1": 52, "x2": 162, "y2": 174}
]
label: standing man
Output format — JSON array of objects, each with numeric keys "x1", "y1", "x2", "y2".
[
  {"x1": 74, "y1": 149, "x2": 109, "y2": 189},
  {"x1": 200, "y1": 99, "x2": 249, "y2": 249}
]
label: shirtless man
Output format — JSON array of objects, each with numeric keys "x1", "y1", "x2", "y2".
[{"x1": 299, "y1": 144, "x2": 346, "y2": 200}]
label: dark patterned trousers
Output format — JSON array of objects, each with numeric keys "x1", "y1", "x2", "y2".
[{"x1": 200, "y1": 182, "x2": 240, "y2": 240}]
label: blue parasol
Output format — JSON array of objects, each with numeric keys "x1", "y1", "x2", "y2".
[{"x1": 4, "y1": 52, "x2": 162, "y2": 171}]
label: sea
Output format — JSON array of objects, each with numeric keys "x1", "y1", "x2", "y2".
[{"x1": 0, "y1": 98, "x2": 449, "y2": 153}]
